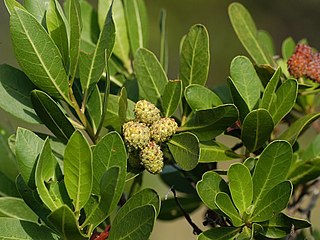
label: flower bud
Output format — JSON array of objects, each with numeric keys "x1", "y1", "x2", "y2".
[
  {"x1": 140, "y1": 141, "x2": 164, "y2": 174},
  {"x1": 134, "y1": 100, "x2": 161, "y2": 125},
  {"x1": 122, "y1": 121, "x2": 150, "y2": 149},
  {"x1": 150, "y1": 118, "x2": 178, "y2": 143}
]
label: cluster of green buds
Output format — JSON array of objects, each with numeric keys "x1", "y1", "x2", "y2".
[{"x1": 122, "y1": 100, "x2": 178, "y2": 174}]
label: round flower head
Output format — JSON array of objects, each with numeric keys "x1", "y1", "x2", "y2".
[
  {"x1": 140, "y1": 141, "x2": 164, "y2": 174},
  {"x1": 287, "y1": 44, "x2": 313, "y2": 78},
  {"x1": 122, "y1": 121, "x2": 150, "y2": 149},
  {"x1": 150, "y1": 117, "x2": 178, "y2": 143},
  {"x1": 134, "y1": 100, "x2": 161, "y2": 125}
]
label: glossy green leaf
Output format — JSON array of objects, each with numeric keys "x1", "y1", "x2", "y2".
[
  {"x1": 86, "y1": 85, "x2": 102, "y2": 132},
  {"x1": 123, "y1": 0, "x2": 148, "y2": 54},
  {"x1": 228, "y1": 163, "x2": 253, "y2": 215},
  {"x1": 47, "y1": 0, "x2": 69, "y2": 67},
  {"x1": 278, "y1": 112, "x2": 320, "y2": 145},
  {"x1": 260, "y1": 67, "x2": 281, "y2": 110},
  {"x1": 24, "y1": 0, "x2": 49, "y2": 24},
  {"x1": 161, "y1": 80, "x2": 182, "y2": 117},
  {"x1": 16, "y1": 175, "x2": 53, "y2": 226},
  {"x1": 69, "y1": 0, "x2": 82, "y2": 82},
  {"x1": 134, "y1": 48, "x2": 168, "y2": 104},
  {"x1": 302, "y1": 134, "x2": 320, "y2": 160},
  {"x1": 281, "y1": 37, "x2": 295, "y2": 60},
  {"x1": 47, "y1": 205, "x2": 86, "y2": 239},
  {"x1": 257, "y1": 30, "x2": 275, "y2": 58},
  {"x1": 287, "y1": 157, "x2": 320, "y2": 185},
  {"x1": 228, "y1": 2, "x2": 273, "y2": 65},
  {"x1": 241, "y1": 109, "x2": 274, "y2": 152},
  {"x1": 230, "y1": 56, "x2": 261, "y2": 111},
  {"x1": 109, "y1": 205, "x2": 156, "y2": 240},
  {"x1": 252, "y1": 141, "x2": 292, "y2": 207},
  {"x1": 31, "y1": 90, "x2": 75, "y2": 144},
  {"x1": 199, "y1": 141, "x2": 240, "y2": 163},
  {"x1": 80, "y1": 4, "x2": 115, "y2": 93},
  {"x1": 159, "y1": 196, "x2": 201, "y2": 220},
  {"x1": 0, "y1": 172, "x2": 19, "y2": 197},
  {"x1": 118, "y1": 87, "x2": 128, "y2": 126},
  {"x1": 198, "y1": 227, "x2": 240, "y2": 240},
  {"x1": 64, "y1": 131, "x2": 92, "y2": 212},
  {"x1": 167, "y1": 132, "x2": 199, "y2": 171},
  {"x1": 185, "y1": 84, "x2": 223, "y2": 111},
  {"x1": 179, "y1": 24, "x2": 210, "y2": 88},
  {"x1": 0, "y1": 197, "x2": 38, "y2": 223},
  {"x1": 215, "y1": 192, "x2": 243, "y2": 227},
  {"x1": 181, "y1": 104, "x2": 239, "y2": 141},
  {"x1": 250, "y1": 181, "x2": 292, "y2": 222},
  {"x1": 260, "y1": 212, "x2": 310, "y2": 229},
  {"x1": 0, "y1": 64, "x2": 39, "y2": 124},
  {"x1": 99, "y1": 0, "x2": 131, "y2": 70},
  {"x1": 237, "y1": 226, "x2": 252, "y2": 240},
  {"x1": 15, "y1": 128, "x2": 44, "y2": 188},
  {"x1": 0, "y1": 218, "x2": 60, "y2": 240},
  {"x1": 92, "y1": 131, "x2": 126, "y2": 195},
  {"x1": 35, "y1": 139, "x2": 63, "y2": 211},
  {"x1": 269, "y1": 79, "x2": 298, "y2": 125},
  {"x1": 4, "y1": 0, "x2": 25, "y2": 15},
  {"x1": 10, "y1": 8, "x2": 70, "y2": 103},
  {"x1": 196, "y1": 171, "x2": 229, "y2": 211}
]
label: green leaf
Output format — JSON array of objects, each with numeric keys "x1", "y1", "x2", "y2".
[
  {"x1": 159, "y1": 9, "x2": 168, "y2": 73},
  {"x1": 159, "y1": 196, "x2": 201, "y2": 220},
  {"x1": 134, "y1": 48, "x2": 168, "y2": 104},
  {"x1": 47, "y1": 0, "x2": 69, "y2": 68},
  {"x1": 302, "y1": 134, "x2": 320, "y2": 160},
  {"x1": 123, "y1": 0, "x2": 148, "y2": 54},
  {"x1": 228, "y1": 163, "x2": 253, "y2": 215},
  {"x1": 109, "y1": 205, "x2": 156, "y2": 240},
  {"x1": 31, "y1": 90, "x2": 75, "y2": 144},
  {"x1": 278, "y1": 112, "x2": 320, "y2": 145},
  {"x1": 80, "y1": 4, "x2": 115, "y2": 93},
  {"x1": 118, "y1": 87, "x2": 128, "y2": 126},
  {"x1": 0, "y1": 64, "x2": 39, "y2": 124},
  {"x1": 228, "y1": 2, "x2": 273, "y2": 65},
  {"x1": 229, "y1": 56, "x2": 261, "y2": 111},
  {"x1": 181, "y1": 104, "x2": 239, "y2": 141},
  {"x1": 69, "y1": 0, "x2": 82, "y2": 82},
  {"x1": 98, "y1": 0, "x2": 131, "y2": 70},
  {"x1": 260, "y1": 67, "x2": 281, "y2": 110},
  {"x1": 260, "y1": 212, "x2": 311, "y2": 229},
  {"x1": 114, "y1": 188, "x2": 160, "y2": 223},
  {"x1": 24, "y1": 0, "x2": 49, "y2": 24},
  {"x1": 35, "y1": 139, "x2": 63, "y2": 211},
  {"x1": 16, "y1": 175, "x2": 53, "y2": 226},
  {"x1": 196, "y1": 171, "x2": 229, "y2": 211},
  {"x1": 281, "y1": 37, "x2": 295, "y2": 61},
  {"x1": 259, "y1": 227, "x2": 289, "y2": 239},
  {"x1": 241, "y1": 109, "x2": 274, "y2": 152},
  {"x1": 0, "y1": 197, "x2": 38, "y2": 223},
  {"x1": 215, "y1": 192, "x2": 243, "y2": 227},
  {"x1": 185, "y1": 84, "x2": 223, "y2": 111},
  {"x1": 47, "y1": 205, "x2": 86, "y2": 239},
  {"x1": 287, "y1": 157, "x2": 320, "y2": 185},
  {"x1": 64, "y1": 131, "x2": 92, "y2": 212},
  {"x1": 252, "y1": 141, "x2": 292, "y2": 208},
  {"x1": 179, "y1": 24, "x2": 210, "y2": 88},
  {"x1": 4, "y1": 0, "x2": 25, "y2": 15},
  {"x1": 199, "y1": 141, "x2": 240, "y2": 163},
  {"x1": 10, "y1": 8, "x2": 70, "y2": 103},
  {"x1": 198, "y1": 227, "x2": 240, "y2": 240},
  {"x1": 257, "y1": 30, "x2": 275, "y2": 58},
  {"x1": 91, "y1": 131, "x2": 127, "y2": 195},
  {"x1": 86, "y1": 85, "x2": 102, "y2": 132},
  {"x1": 167, "y1": 132, "x2": 199, "y2": 171},
  {"x1": 161, "y1": 80, "x2": 182, "y2": 117},
  {"x1": 250, "y1": 181, "x2": 292, "y2": 222},
  {"x1": 0, "y1": 218, "x2": 60, "y2": 240},
  {"x1": 269, "y1": 79, "x2": 298, "y2": 125},
  {"x1": 15, "y1": 128, "x2": 44, "y2": 188}
]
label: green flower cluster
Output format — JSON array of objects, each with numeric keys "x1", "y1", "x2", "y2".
[{"x1": 122, "y1": 100, "x2": 178, "y2": 174}]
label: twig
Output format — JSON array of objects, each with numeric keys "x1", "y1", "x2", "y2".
[{"x1": 170, "y1": 187, "x2": 202, "y2": 235}]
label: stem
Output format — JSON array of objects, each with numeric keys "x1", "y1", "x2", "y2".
[{"x1": 170, "y1": 187, "x2": 202, "y2": 235}]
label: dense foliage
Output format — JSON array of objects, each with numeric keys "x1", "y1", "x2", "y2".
[{"x1": 0, "y1": 0, "x2": 319, "y2": 239}]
